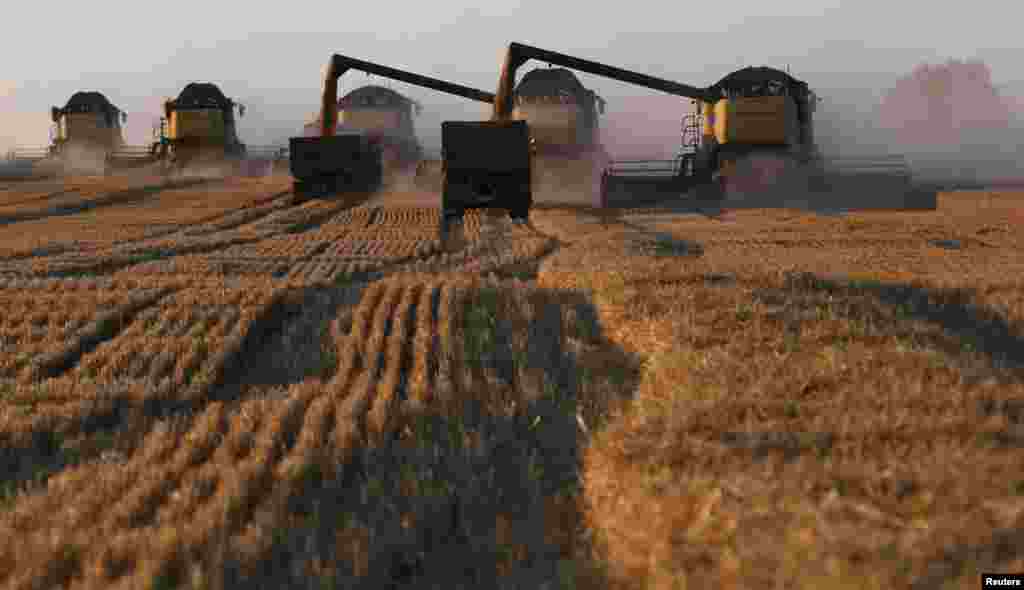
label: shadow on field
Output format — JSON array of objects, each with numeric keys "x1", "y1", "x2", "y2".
[
  {"x1": 760, "y1": 271, "x2": 1024, "y2": 585},
  {"x1": 225, "y1": 283, "x2": 643, "y2": 589},
  {"x1": 0, "y1": 177, "x2": 215, "y2": 227},
  {"x1": 210, "y1": 284, "x2": 366, "y2": 397},
  {"x1": 773, "y1": 272, "x2": 1024, "y2": 375}
]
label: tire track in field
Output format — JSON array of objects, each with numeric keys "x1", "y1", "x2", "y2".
[
  {"x1": 0, "y1": 189, "x2": 295, "y2": 266},
  {"x1": 20, "y1": 286, "x2": 178, "y2": 381},
  {"x1": 10, "y1": 194, "x2": 307, "y2": 278},
  {"x1": 0, "y1": 178, "x2": 217, "y2": 227}
]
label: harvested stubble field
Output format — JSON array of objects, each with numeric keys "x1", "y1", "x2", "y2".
[{"x1": 0, "y1": 176, "x2": 1022, "y2": 590}]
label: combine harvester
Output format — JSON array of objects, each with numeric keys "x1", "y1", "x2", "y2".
[
  {"x1": 7, "y1": 91, "x2": 156, "y2": 175},
  {"x1": 303, "y1": 84, "x2": 424, "y2": 179},
  {"x1": 152, "y1": 82, "x2": 287, "y2": 176},
  {"x1": 289, "y1": 54, "x2": 495, "y2": 199},
  {"x1": 601, "y1": 65, "x2": 929, "y2": 210},
  {"x1": 508, "y1": 66, "x2": 609, "y2": 207}
]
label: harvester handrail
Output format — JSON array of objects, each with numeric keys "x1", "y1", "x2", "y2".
[
  {"x1": 319, "y1": 54, "x2": 496, "y2": 137},
  {"x1": 492, "y1": 42, "x2": 714, "y2": 120}
]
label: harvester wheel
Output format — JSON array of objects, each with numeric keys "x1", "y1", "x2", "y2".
[
  {"x1": 294, "y1": 177, "x2": 334, "y2": 199},
  {"x1": 439, "y1": 207, "x2": 464, "y2": 240},
  {"x1": 443, "y1": 208, "x2": 464, "y2": 224},
  {"x1": 509, "y1": 204, "x2": 530, "y2": 223}
]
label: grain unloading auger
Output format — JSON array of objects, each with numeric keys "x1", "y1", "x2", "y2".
[{"x1": 289, "y1": 54, "x2": 495, "y2": 199}]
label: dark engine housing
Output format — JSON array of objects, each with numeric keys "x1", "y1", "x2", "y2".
[{"x1": 289, "y1": 133, "x2": 384, "y2": 199}]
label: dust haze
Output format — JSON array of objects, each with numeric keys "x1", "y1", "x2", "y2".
[
  {"x1": 3, "y1": 36, "x2": 1021, "y2": 190},
  {"x1": 812, "y1": 60, "x2": 1024, "y2": 186}
]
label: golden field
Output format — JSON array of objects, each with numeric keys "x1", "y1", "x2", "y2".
[{"x1": 0, "y1": 173, "x2": 1022, "y2": 589}]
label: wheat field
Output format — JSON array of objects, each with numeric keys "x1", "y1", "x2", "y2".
[{"x1": 0, "y1": 174, "x2": 1022, "y2": 589}]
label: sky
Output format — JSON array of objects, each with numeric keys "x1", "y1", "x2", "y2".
[{"x1": 1, "y1": 0, "x2": 1021, "y2": 160}]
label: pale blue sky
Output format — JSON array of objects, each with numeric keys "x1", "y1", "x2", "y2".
[{"x1": 1, "y1": 0, "x2": 1020, "y2": 155}]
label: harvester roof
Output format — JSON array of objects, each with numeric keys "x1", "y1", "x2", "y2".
[
  {"x1": 708, "y1": 66, "x2": 810, "y2": 99},
  {"x1": 339, "y1": 85, "x2": 418, "y2": 110},
  {"x1": 170, "y1": 82, "x2": 234, "y2": 109},
  {"x1": 60, "y1": 91, "x2": 121, "y2": 114},
  {"x1": 515, "y1": 67, "x2": 588, "y2": 101}
]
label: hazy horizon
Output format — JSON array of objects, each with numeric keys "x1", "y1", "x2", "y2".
[{"x1": 2, "y1": 0, "x2": 1021, "y2": 169}]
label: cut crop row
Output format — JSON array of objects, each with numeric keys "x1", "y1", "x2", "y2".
[
  {"x1": 1, "y1": 287, "x2": 174, "y2": 381},
  {"x1": 85, "y1": 281, "x2": 420, "y2": 586},
  {"x1": 0, "y1": 275, "x2": 468, "y2": 586},
  {"x1": 316, "y1": 205, "x2": 377, "y2": 232},
  {"x1": 0, "y1": 284, "x2": 289, "y2": 501},
  {"x1": 249, "y1": 196, "x2": 366, "y2": 234},
  {"x1": 318, "y1": 238, "x2": 440, "y2": 261},
  {"x1": 0, "y1": 279, "x2": 177, "y2": 376},
  {"x1": 119, "y1": 255, "x2": 293, "y2": 279},
  {"x1": 372, "y1": 206, "x2": 443, "y2": 228},
  {"x1": 0, "y1": 280, "x2": 341, "y2": 586},
  {"x1": 283, "y1": 259, "x2": 381, "y2": 284},
  {"x1": 212, "y1": 233, "x2": 332, "y2": 260},
  {"x1": 0, "y1": 182, "x2": 293, "y2": 263},
  {"x1": 343, "y1": 227, "x2": 442, "y2": 242}
]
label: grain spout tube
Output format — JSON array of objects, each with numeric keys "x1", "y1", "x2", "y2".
[{"x1": 289, "y1": 54, "x2": 494, "y2": 200}]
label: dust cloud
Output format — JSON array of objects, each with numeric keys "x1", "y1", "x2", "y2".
[
  {"x1": 876, "y1": 60, "x2": 1023, "y2": 186},
  {"x1": 598, "y1": 94, "x2": 691, "y2": 161},
  {"x1": 815, "y1": 59, "x2": 1023, "y2": 187}
]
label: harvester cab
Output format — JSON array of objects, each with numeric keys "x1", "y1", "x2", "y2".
[{"x1": 289, "y1": 54, "x2": 495, "y2": 200}]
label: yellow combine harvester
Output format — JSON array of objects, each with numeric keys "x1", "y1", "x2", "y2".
[
  {"x1": 50, "y1": 91, "x2": 128, "y2": 167},
  {"x1": 151, "y1": 82, "x2": 248, "y2": 173},
  {"x1": 6, "y1": 91, "x2": 154, "y2": 174},
  {"x1": 602, "y1": 64, "x2": 824, "y2": 204}
]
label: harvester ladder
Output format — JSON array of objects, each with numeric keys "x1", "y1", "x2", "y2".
[
  {"x1": 154, "y1": 118, "x2": 169, "y2": 143},
  {"x1": 679, "y1": 113, "x2": 700, "y2": 156},
  {"x1": 673, "y1": 112, "x2": 701, "y2": 177}
]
